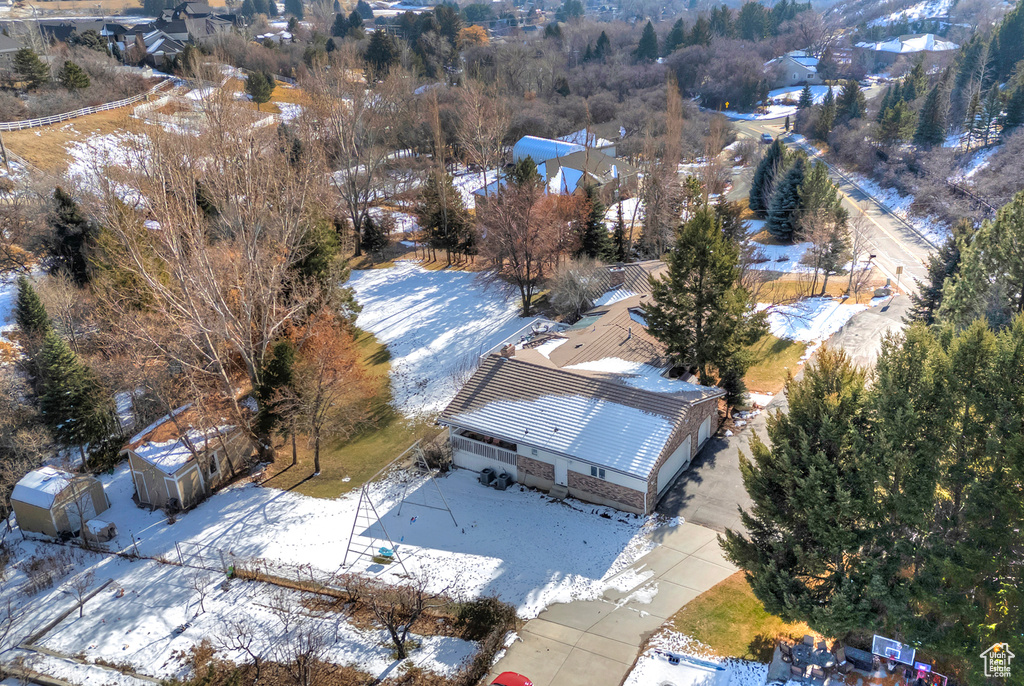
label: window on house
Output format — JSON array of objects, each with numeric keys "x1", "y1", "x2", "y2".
[
  {"x1": 531, "y1": 448, "x2": 538, "y2": 457},
  {"x1": 590, "y1": 466, "x2": 606, "y2": 479}
]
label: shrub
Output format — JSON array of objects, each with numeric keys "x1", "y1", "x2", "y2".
[{"x1": 455, "y1": 595, "x2": 516, "y2": 641}]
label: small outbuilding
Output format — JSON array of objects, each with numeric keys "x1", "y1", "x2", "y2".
[
  {"x1": 122, "y1": 405, "x2": 253, "y2": 510},
  {"x1": 12, "y1": 466, "x2": 110, "y2": 539}
]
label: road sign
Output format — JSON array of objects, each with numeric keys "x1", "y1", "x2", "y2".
[{"x1": 896, "y1": 265, "x2": 904, "y2": 275}]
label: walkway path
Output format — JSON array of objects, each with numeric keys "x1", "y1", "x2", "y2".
[{"x1": 487, "y1": 522, "x2": 736, "y2": 686}]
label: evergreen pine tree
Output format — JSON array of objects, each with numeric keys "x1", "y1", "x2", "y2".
[
  {"x1": 57, "y1": 61, "x2": 90, "y2": 90},
  {"x1": 978, "y1": 87, "x2": 1003, "y2": 146},
  {"x1": 816, "y1": 86, "x2": 836, "y2": 140},
  {"x1": 877, "y1": 100, "x2": 917, "y2": 147},
  {"x1": 908, "y1": 222, "x2": 964, "y2": 324},
  {"x1": 46, "y1": 187, "x2": 96, "y2": 286},
  {"x1": 766, "y1": 155, "x2": 805, "y2": 241},
  {"x1": 797, "y1": 160, "x2": 845, "y2": 229},
  {"x1": 634, "y1": 21, "x2": 658, "y2": 62},
  {"x1": 714, "y1": 196, "x2": 746, "y2": 243},
  {"x1": 365, "y1": 29, "x2": 400, "y2": 76},
  {"x1": 901, "y1": 61, "x2": 927, "y2": 102},
  {"x1": 239, "y1": 0, "x2": 256, "y2": 17},
  {"x1": 797, "y1": 84, "x2": 813, "y2": 110},
  {"x1": 612, "y1": 200, "x2": 627, "y2": 262},
  {"x1": 913, "y1": 68, "x2": 952, "y2": 147},
  {"x1": 347, "y1": 9, "x2": 364, "y2": 32},
  {"x1": 1004, "y1": 85, "x2": 1024, "y2": 135},
  {"x1": 255, "y1": 339, "x2": 295, "y2": 438},
  {"x1": 38, "y1": 330, "x2": 114, "y2": 459},
  {"x1": 876, "y1": 85, "x2": 894, "y2": 123},
  {"x1": 15, "y1": 276, "x2": 52, "y2": 340},
  {"x1": 356, "y1": 0, "x2": 374, "y2": 19},
  {"x1": 664, "y1": 19, "x2": 686, "y2": 55},
  {"x1": 688, "y1": 15, "x2": 711, "y2": 46},
  {"x1": 721, "y1": 347, "x2": 877, "y2": 637},
  {"x1": 333, "y1": 0, "x2": 341, "y2": 13},
  {"x1": 963, "y1": 90, "x2": 982, "y2": 151},
  {"x1": 595, "y1": 31, "x2": 611, "y2": 59},
  {"x1": 331, "y1": 12, "x2": 349, "y2": 36},
  {"x1": 836, "y1": 79, "x2": 866, "y2": 121},
  {"x1": 13, "y1": 48, "x2": 49, "y2": 89},
  {"x1": 284, "y1": 0, "x2": 303, "y2": 20},
  {"x1": 643, "y1": 206, "x2": 764, "y2": 383},
  {"x1": 749, "y1": 138, "x2": 786, "y2": 217},
  {"x1": 360, "y1": 214, "x2": 390, "y2": 254},
  {"x1": 416, "y1": 169, "x2": 473, "y2": 264},
  {"x1": 244, "y1": 71, "x2": 274, "y2": 111},
  {"x1": 574, "y1": 184, "x2": 612, "y2": 260},
  {"x1": 582, "y1": 43, "x2": 593, "y2": 62},
  {"x1": 992, "y1": 0, "x2": 1024, "y2": 80}
]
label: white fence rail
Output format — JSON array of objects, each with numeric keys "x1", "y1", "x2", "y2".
[
  {"x1": 0, "y1": 79, "x2": 174, "y2": 132},
  {"x1": 452, "y1": 434, "x2": 518, "y2": 468}
]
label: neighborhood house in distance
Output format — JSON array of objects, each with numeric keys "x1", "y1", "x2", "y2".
[{"x1": 440, "y1": 264, "x2": 723, "y2": 514}]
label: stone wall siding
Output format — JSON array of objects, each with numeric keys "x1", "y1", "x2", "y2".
[
  {"x1": 568, "y1": 470, "x2": 645, "y2": 513},
  {"x1": 646, "y1": 398, "x2": 723, "y2": 509}
]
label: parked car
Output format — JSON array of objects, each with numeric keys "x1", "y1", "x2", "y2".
[
  {"x1": 760, "y1": 133, "x2": 774, "y2": 144},
  {"x1": 491, "y1": 673, "x2": 533, "y2": 686}
]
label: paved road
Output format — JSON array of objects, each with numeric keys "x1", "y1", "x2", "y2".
[
  {"x1": 730, "y1": 118, "x2": 934, "y2": 296},
  {"x1": 488, "y1": 522, "x2": 737, "y2": 686},
  {"x1": 655, "y1": 296, "x2": 912, "y2": 532}
]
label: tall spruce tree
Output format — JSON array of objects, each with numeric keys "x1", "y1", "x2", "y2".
[
  {"x1": 284, "y1": 0, "x2": 303, "y2": 19},
  {"x1": 594, "y1": 30, "x2": 611, "y2": 60},
  {"x1": 634, "y1": 21, "x2": 658, "y2": 61},
  {"x1": 13, "y1": 48, "x2": 49, "y2": 89},
  {"x1": 416, "y1": 169, "x2": 473, "y2": 263},
  {"x1": 816, "y1": 86, "x2": 836, "y2": 140},
  {"x1": 877, "y1": 100, "x2": 916, "y2": 147},
  {"x1": 797, "y1": 84, "x2": 813, "y2": 110},
  {"x1": 766, "y1": 155, "x2": 805, "y2": 241},
  {"x1": 876, "y1": 85, "x2": 895, "y2": 123},
  {"x1": 57, "y1": 61, "x2": 90, "y2": 90},
  {"x1": 749, "y1": 137, "x2": 786, "y2": 217},
  {"x1": 722, "y1": 346, "x2": 879, "y2": 637},
  {"x1": 836, "y1": 79, "x2": 866, "y2": 121},
  {"x1": 38, "y1": 330, "x2": 114, "y2": 460},
  {"x1": 643, "y1": 207, "x2": 765, "y2": 383},
  {"x1": 612, "y1": 201, "x2": 627, "y2": 262},
  {"x1": 574, "y1": 184, "x2": 612, "y2": 260},
  {"x1": 913, "y1": 68, "x2": 952, "y2": 147},
  {"x1": 901, "y1": 61, "x2": 927, "y2": 101},
  {"x1": 45, "y1": 187, "x2": 96, "y2": 286},
  {"x1": 797, "y1": 160, "x2": 846, "y2": 228},
  {"x1": 1002, "y1": 85, "x2": 1024, "y2": 135},
  {"x1": 688, "y1": 14, "x2": 711, "y2": 46},
  {"x1": 664, "y1": 19, "x2": 686, "y2": 54},
  {"x1": 908, "y1": 222, "x2": 964, "y2": 325},
  {"x1": 15, "y1": 276, "x2": 52, "y2": 340}
]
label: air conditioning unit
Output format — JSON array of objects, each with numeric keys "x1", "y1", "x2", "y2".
[
  {"x1": 479, "y1": 468, "x2": 496, "y2": 486},
  {"x1": 494, "y1": 472, "x2": 513, "y2": 490}
]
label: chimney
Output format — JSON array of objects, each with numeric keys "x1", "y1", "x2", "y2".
[
  {"x1": 627, "y1": 327, "x2": 632, "y2": 340},
  {"x1": 608, "y1": 265, "x2": 626, "y2": 288},
  {"x1": 500, "y1": 344, "x2": 516, "y2": 358}
]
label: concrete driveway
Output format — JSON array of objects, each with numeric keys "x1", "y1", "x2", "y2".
[{"x1": 488, "y1": 522, "x2": 737, "y2": 686}]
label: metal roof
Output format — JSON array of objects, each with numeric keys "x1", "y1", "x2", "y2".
[{"x1": 512, "y1": 136, "x2": 585, "y2": 164}]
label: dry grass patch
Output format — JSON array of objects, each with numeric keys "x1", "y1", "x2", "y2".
[
  {"x1": 3, "y1": 108, "x2": 135, "y2": 173},
  {"x1": 743, "y1": 333, "x2": 806, "y2": 393},
  {"x1": 672, "y1": 572, "x2": 818, "y2": 662},
  {"x1": 751, "y1": 270, "x2": 885, "y2": 305}
]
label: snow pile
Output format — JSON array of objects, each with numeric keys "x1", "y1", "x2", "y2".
[
  {"x1": 625, "y1": 630, "x2": 769, "y2": 686},
  {"x1": 759, "y1": 298, "x2": 868, "y2": 343},
  {"x1": 276, "y1": 102, "x2": 303, "y2": 122},
  {"x1": 347, "y1": 262, "x2": 528, "y2": 416}
]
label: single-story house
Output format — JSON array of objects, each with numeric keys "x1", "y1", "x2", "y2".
[
  {"x1": 766, "y1": 50, "x2": 822, "y2": 88},
  {"x1": 476, "y1": 136, "x2": 638, "y2": 204},
  {"x1": 0, "y1": 33, "x2": 22, "y2": 69},
  {"x1": 854, "y1": 33, "x2": 959, "y2": 67},
  {"x1": 439, "y1": 294, "x2": 724, "y2": 514},
  {"x1": 121, "y1": 405, "x2": 252, "y2": 510},
  {"x1": 12, "y1": 466, "x2": 110, "y2": 539}
]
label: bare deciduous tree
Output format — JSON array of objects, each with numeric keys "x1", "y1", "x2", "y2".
[
  {"x1": 215, "y1": 617, "x2": 270, "y2": 683},
  {"x1": 364, "y1": 573, "x2": 457, "y2": 660},
  {"x1": 455, "y1": 82, "x2": 511, "y2": 197},
  {"x1": 189, "y1": 570, "x2": 212, "y2": 614},
  {"x1": 548, "y1": 258, "x2": 611, "y2": 322},
  {"x1": 275, "y1": 618, "x2": 330, "y2": 686},
  {"x1": 67, "y1": 568, "x2": 95, "y2": 618},
  {"x1": 302, "y1": 46, "x2": 412, "y2": 257}
]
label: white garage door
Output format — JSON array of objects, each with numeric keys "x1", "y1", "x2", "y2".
[
  {"x1": 657, "y1": 438, "x2": 691, "y2": 494},
  {"x1": 698, "y1": 416, "x2": 711, "y2": 446}
]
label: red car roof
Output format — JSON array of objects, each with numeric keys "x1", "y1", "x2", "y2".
[{"x1": 491, "y1": 672, "x2": 533, "y2": 686}]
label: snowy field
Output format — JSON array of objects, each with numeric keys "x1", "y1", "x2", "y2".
[
  {"x1": 869, "y1": 0, "x2": 953, "y2": 25},
  {"x1": 625, "y1": 631, "x2": 769, "y2": 686},
  {"x1": 348, "y1": 262, "x2": 529, "y2": 416}
]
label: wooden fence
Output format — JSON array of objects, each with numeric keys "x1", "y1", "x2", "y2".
[{"x1": 0, "y1": 79, "x2": 174, "y2": 132}]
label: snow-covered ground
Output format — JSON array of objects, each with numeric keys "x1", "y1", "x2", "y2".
[
  {"x1": 66, "y1": 131, "x2": 148, "y2": 194},
  {"x1": 276, "y1": 101, "x2": 303, "y2": 123},
  {"x1": 0, "y1": 276, "x2": 16, "y2": 346},
  {"x1": 368, "y1": 207, "x2": 419, "y2": 234},
  {"x1": 625, "y1": 630, "x2": 769, "y2": 686},
  {"x1": 722, "y1": 104, "x2": 797, "y2": 121},
  {"x1": 605, "y1": 197, "x2": 645, "y2": 226},
  {"x1": 768, "y1": 85, "x2": 831, "y2": 105},
  {"x1": 451, "y1": 167, "x2": 499, "y2": 207},
  {"x1": 759, "y1": 297, "x2": 869, "y2": 343},
  {"x1": 348, "y1": 262, "x2": 530, "y2": 416},
  {"x1": 869, "y1": 0, "x2": 953, "y2": 25},
  {"x1": 950, "y1": 144, "x2": 1000, "y2": 182}
]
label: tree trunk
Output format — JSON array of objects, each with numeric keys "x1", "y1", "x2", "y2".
[
  {"x1": 291, "y1": 421, "x2": 298, "y2": 467},
  {"x1": 313, "y1": 433, "x2": 321, "y2": 475}
]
